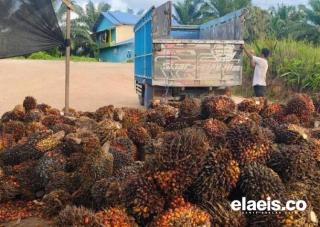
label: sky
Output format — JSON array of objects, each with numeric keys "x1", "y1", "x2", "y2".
[{"x1": 76, "y1": 0, "x2": 309, "y2": 11}]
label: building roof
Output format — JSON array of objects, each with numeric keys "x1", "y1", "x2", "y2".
[
  {"x1": 94, "y1": 11, "x2": 140, "y2": 32},
  {"x1": 102, "y1": 11, "x2": 140, "y2": 26}
]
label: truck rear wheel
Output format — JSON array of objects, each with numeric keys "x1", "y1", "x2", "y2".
[{"x1": 138, "y1": 95, "x2": 144, "y2": 106}]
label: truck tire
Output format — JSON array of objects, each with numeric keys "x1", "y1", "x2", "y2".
[{"x1": 138, "y1": 95, "x2": 144, "y2": 106}]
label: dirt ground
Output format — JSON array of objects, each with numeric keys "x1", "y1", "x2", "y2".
[
  {"x1": 0, "y1": 59, "x2": 244, "y2": 116},
  {"x1": 0, "y1": 59, "x2": 138, "y2": 115}
]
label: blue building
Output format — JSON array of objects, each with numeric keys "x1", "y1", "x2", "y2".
[{"x1": 93, "y1": 11, "x2": 139, "y2": 62}]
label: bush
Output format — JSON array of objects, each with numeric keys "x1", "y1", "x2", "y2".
[
  {"x1": 241, "y1": 39, "x2": 320, "y2": 99},
  {"x1": 28, "y1": 51, "x2": 56, "y2": 60}
]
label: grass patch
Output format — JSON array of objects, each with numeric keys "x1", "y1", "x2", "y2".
[{"x1": 13, "y1": 51, "x2": 97, "y2": 62}]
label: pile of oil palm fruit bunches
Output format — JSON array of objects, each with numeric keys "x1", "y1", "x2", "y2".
[{"x1": 0, "y1": 94, "x2": 320, "y2": 226}]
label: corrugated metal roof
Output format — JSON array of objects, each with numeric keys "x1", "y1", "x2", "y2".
[{"x1": 101, "y1": 11, "x2": 140, "y2": 26}]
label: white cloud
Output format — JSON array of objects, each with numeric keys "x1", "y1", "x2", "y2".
[{"x1": 76, "y1": 0, "x2": 309, "y2": 11}]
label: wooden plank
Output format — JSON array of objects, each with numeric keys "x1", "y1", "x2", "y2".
[{"x1": 61, "y1": 0, "x2": 75, "y2": 11}]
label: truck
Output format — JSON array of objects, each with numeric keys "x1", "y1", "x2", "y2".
[{"x1": 134, "y1": 1, "x2": 246, "y2": 107}]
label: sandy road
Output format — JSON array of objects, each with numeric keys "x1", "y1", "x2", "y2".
[
  {"x1": 0, "y1": 59, "x2": 244, "y2": 116},
  {"x1": 0, "y1": 60, "x2": 138, "y2": 115}
]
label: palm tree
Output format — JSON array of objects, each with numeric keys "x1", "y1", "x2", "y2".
[
  {"x1": 174, "y1": 0, "x2": 204, "y2": 25},
  {"x1": 71, "y1": 1, "x2": 111, "y2": 57},
  {"x1": 51, "y1": 0, "x2": 111, "y2": 57},
  {"x1": 202, "y1": 0, "x2": 251, "y2": 20}
]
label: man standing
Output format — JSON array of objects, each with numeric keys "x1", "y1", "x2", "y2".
[{"x1": 241, "y1": 44, "x2": 270, "y2": 97}]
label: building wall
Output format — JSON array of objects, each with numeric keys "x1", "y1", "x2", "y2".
[
  {"x1": 96, "y1": 18, "x2": 114, "y2": 33},
  {"x1": 116, "y1": 25, "x2": 134, "y2": 44},
  {"x1": 99, "y1": 43, "x2": 134, "y2": 63}
]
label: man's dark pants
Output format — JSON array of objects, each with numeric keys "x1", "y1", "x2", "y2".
[{"x1": 253, "y1": 85, "x2": 266, "y2": 97}]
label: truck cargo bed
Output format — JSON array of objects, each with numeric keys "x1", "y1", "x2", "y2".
[{"x1": 152, "y1": 39, "x2": 243, "y2": 87}]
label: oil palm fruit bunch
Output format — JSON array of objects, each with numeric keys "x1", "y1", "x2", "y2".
[
  {"x1": 283, "y1": 114, "x2": 300, "y2": 125},
  {"x1": 281, "y1": 182, "x2": 319, "y2": 226},
  {"x1": 75, "y1": 116, "x2": 99, "y2": 131},
  {"x1": 36, "y1": 103, "x2": 51, "y2": 114},
  {"x1": 151, "y1": 201, "x2": 211, "y2": 227},
  {"x1": 95, "y1": 207, "x2": 137, "y2": 227},
  {"x1": 45, "y1": 171, "x2": 78, "y2": 194},
  {"x1": 200, "y1": 199, "x2": 247, "y2": 227},
  {"x1": 92, "y1": 163, "x2": 143, "y2": 209},
  {"x1": 14, "y1": 160, "x2": 43, "y2": 197},
  {"x1": 63, "y1": 131, "x2": 100, "y2": 154},
  {"x1": 42, "y1": 189, "x2": 72, "y2": 217},
  {"x1": 273, "y1": 124, "x2": 309, "y2": 144},
  {"x1": 114, "y1": 161, "x2": 144, "y2": 179},
  {"x1": 65, "y1": 152, "x2": 86, "y2": 172},
  {"x1": 0, "y1": 144, "x2": 41, "y2": 166},
  {"x1": 153, "y1": 169, "x2": 189, "y2": 197},
  {"x1": 168, "y1": 196, "x2": 190, "y2": 209},
  {"x1": 237, "y1": 97, "x2": 266, "y2": 113},
  {"x1": 110, "y1": 137, "x2": 137, "y2": 161},
  {"x1": 77, "y1": 146, "x2": 114, "y2": 191},
  {"x1": 166, "y1": 119, "x2": 192, "y2": 132},
  {"x1": 36, "y1": 151, "x2": 67, "y2": 186},
  {"x1": 202, "y1": 119, "x2": 228, "y2": 147},
  {"x1": 145, "y1": 109, "x2": 167, "y2": 127},
  {"x1": 261, "y1": 103, "x2": 285, "y2": 121},
  {"x1": 156, "y1": 128, "x2": 209, "y2": 180},
  {"x1": 113, "y1": 108, "x2": 125, "y2": 121},
  {"x1": 127, "y1": 125, "x2": 151, "y2": 147},
  {"x1": 0, "y1": 134, "x2": 15, "y2": 152},
  {"x1": 201, "y1": 95, "x2": 236, "y2": 120},
  {"x1": 285, "y1": 93, "x2": 315, "y2": 122},
  {"x1": 95, "y1": 105, "x2": 114, "y2": 122},
  {"x1": 226, "y1": 122, "x2": 271, "y2": 165},
  {"x1": 121, "y1": 108, "x2": 145, "y2": 129},
  {"x1": 51, "y1": 123, "x2": 76, "y2": 135},
  {"x1": 154, "y1": 104, "x2": 178, "y2": 124},
  {"x1": 304, "y1": 171, "x2": 320, "y2": 219},
  {"x1": 179, "y1": 97, "x2": 201, "y2": 122},
  {"x1": 56, "y1": 205, "x2": 101, "y2": 227},
  {"x1": 41, "y1": 114, "x2": 62, "y2": 128},
  {"x1": 24, "y1": 109, "x2": 43, "y2": 123},
  {"x1": 125, "y1": 175, "x2": 165, "y2": 225},
  {"x1": 0, "y1": 176, "x2": 21, "y2": 202},
  {"x1": 91, "y1": 178, "x2": 124, "y2": 209},
  {"x1": 30, "y1": 131, "x2": 65, "y2": 153},
  {"x1": 2, "y1": 120, "x2": 25, "y2": 142},
  {"x1": 227, "y1": 112, "x2": 261, "y2": 128},
  {"x1": 94, "y1": 119, "x2": 122, "y2": 144},
  {"x1": 188, "y1": 147, "x2": 240, "y2": 203},
  {"x1": 144, "y1": 122, "x2": 164, "y2": 139},
  {"x1": 239, "y1": 162, "x2": 286, "y2": 201},
  {"x1": 109, "y1": 148, "x2": 134, "y2": 173},
  {"x1": 267, "y1": 144, "x2": 318, "y2": 183},
  {"x1": 23, "y1": 96, "x2": 37, "y2": 112},
  {"x1": 75, "y1": 131, "x2": 101, "y2": 154},
  {"x1": 25, "y1": 122, "x2": 47, "y2": 136}
]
